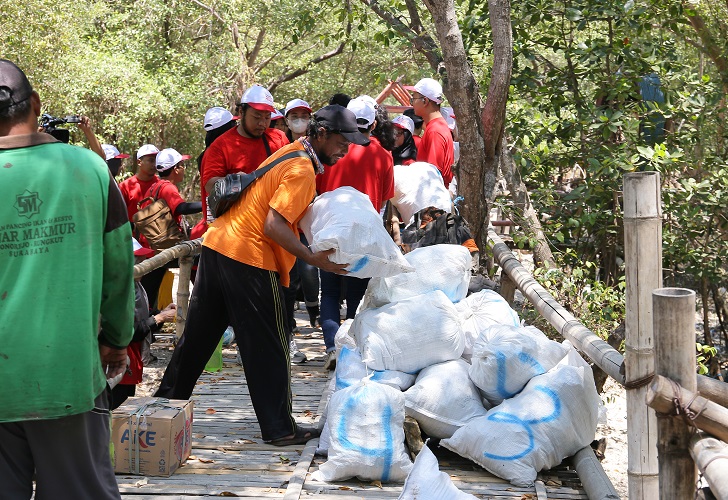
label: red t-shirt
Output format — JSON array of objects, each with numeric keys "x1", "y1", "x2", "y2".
[
  {"x1": 316, "y1": 136, "x2": 394, "y2": 211},
  {"x1": 417, "y1": 117, "x2": 454, "y2": 188},
  {"x1": 145, "y1": 180, "x2": 185, "y2": 225},
  {"x1": 119, "y1": 175, "x2": 160, "y2": 222},
  {"x1": 200, "y1": 127, "x2": 288, "y2": 223},
  {"x1": 413, "y1": 134, "x2": 422, "y2": 149}
]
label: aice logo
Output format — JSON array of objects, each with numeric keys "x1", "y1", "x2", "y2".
[
  {"x1": 121, "y1": 429, "x2": 157, "y2": 448},
  {"x1": 14, "y1": 190, "x2": 42, "y2": 219}
]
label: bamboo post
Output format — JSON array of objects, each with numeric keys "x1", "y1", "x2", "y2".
[
  {"x1": 569, "y1": 446, "x2": 621, "y2": 500},
  {"x1": 623, "y1": 171, "x2": 661, "y2": 499},
  {"x1": 689, "y1": 433, "x2": 728, "y2": 499},
  {"x1": 176, "y1": 254, "x2": 193, "y2": 340},
  {"x1": 647, "y1": 375, "x2": 728, "y2": 444},
  {"x1": 652, "y1": 288, "x2": 697, "y2": 499}
]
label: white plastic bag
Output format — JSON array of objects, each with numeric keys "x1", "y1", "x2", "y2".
[
  {"x1": 398, "y1": 444, "x2": 478, "y2": 500},
  {"x1": 335, "y1": 346, "x2": 416, "y2": 392},
  {"x1": 454, "y1": 290, "x2": 520, "y2": 358},
  {"x1": 404, "y1": 359, "x2": 489, "y2": 439},
  {"x1": 352, "y1": 290, "x2": 465, "y2": 373},
  {"x1": 363, "y1": 245, "x2": 471, "y2": 309},
  {"x1": 334, "y1": 319, "x2": 356, "y2": 350},
  {"x1": 313, "y1": 381, "x2": 413, "y2": 482},
  {"x1": 391, "y1": 162, "x2": 452, "y2": 224},
  {"x1": 300, "y1": 187, "x2": 414, "y2": 278},
  {"x1": 442, "y1": 356, "x2": 600, "y2": 487},
  {"x1": 468, "y1": 324, "x2": 569, "y2": 406}
]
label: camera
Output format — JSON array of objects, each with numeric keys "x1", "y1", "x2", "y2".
[{"x1": 39, "y1": 113, "x2": 81, "y2": 143}]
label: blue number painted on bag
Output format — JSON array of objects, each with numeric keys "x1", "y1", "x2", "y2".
[
  {"x1": 483, "y1": 385, "x2": 562, "y2": 461},
  {"x1": 335, "y1": 389, "x2": 395, "y2": 482},
  {"x1": 495, "y1": 351, "x2": 546, "y2": 399}
]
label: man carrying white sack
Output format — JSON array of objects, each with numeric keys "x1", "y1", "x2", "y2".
[{"x1": 155, "y1": 105, "x2": 369, "y2": 446}]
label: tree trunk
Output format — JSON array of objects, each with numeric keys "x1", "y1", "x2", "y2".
[
  {"x1": 423, "y1": 0, "x2": 512, "y2": 261},
  {"x1": 500, "y1": 135, "x2": 556, "y2": 268}
]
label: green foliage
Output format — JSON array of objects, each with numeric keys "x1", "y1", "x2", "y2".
[{"x1": 696, "y1": 341, "x2": 718, "y2": 375}]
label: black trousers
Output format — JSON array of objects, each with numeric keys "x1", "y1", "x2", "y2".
[{"x1": 155, "y1": 247, "x2": 295, "y2": 441}]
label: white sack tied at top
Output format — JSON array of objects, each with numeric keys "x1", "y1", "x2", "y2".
[
  {"x1": 398, "y1": 443, "x2": 478, "y2": 500},
  {"x1": 391, "y1": 162, "x2": 452, "y2": 224},
  {"x1": 362, "y1": 244, "x2": 472, "y2": 310},
  {"x1": 352, "y1": 289, "x2": 465, "y2": 373},
  {"x1": 404, "y1": 359, "x2": 489, "y2": 439},
  {"x1": 468, "y1": 324, "x2": 569, "y2": 406},
  {"x1": 299, "y1": 186, "x2": 413, "y2": 278},
  {"x1": 312, "y1": 380, "x2": 413, "y2": 483},
  {"x1": 454, "y1": 289, "x2": 521, "y2": 359},
  {"x1": 441, "y1": 348, "x2": 600, "y2": 487}
]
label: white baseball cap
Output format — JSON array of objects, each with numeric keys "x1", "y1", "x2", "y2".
[
  {"x1": 355, "y1": 95, "x2": 379, "y2": 110},
  {"x1": 137, "y1": 144, "x2": 159, "y2": 160},
  {"x1": 392, "y1": 115, "x2": 414, "y2": 135},
  {"x1": 155, "y1": 148, "x2": 191, "y2": 172},
  {"x1": 270, "y1": 109, "x2": 285, "y2": 120},
  {"x1": 203, "y1": 107, "x2": 238, "y2": 131},
  {"x1": 413, "y1": 77, "x2": 444, "y2": 104},
  {"x1": 347, "y1": 98, "x2": 376, "y2": 127},
  {"x1": 284, "y1": 99, "x2": 312, "y2": 116},
  {"x1": 102, "y1": 144, "x2": 130, "y2": 161},
  {"x1": 240, "y1": 85, "x2": 275, "y2": 113}
]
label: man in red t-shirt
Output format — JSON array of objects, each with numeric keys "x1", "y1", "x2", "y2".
[
  {"x1": 316, "y1": 98, "x2": 394, "y2": 370},
  {"x1": 412, "y1": 78, "x2": 454, "y2": 188},
  {"x1": 146, "y1": 148, "x2": 202, "y2": 226},
  {"x1": 200, "y1": 85, "x2": 288, "y2": 225},
  {"x1": 119, "y1": 144, "x2": 160, "y2": 223}
]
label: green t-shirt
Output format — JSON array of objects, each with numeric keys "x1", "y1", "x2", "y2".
[{"x1": 0, "y1": 134, "x2": 134, "y2": 422}]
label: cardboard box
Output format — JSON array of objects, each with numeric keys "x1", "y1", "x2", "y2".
[{"x1": 112, "y1": 397, "x2": 194, "y2": 476}]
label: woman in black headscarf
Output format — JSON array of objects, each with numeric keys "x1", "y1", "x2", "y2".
[{"x1": 391, "y1": 114, "x2": 418, "y2": 165}]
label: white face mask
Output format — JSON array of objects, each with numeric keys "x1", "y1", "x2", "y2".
[
  {"x1": 288, "y1": 118, "x2": 308, "y2": 134},
  {"x1": 453, "y1": 141, "x2": 460, "y2": 164}
]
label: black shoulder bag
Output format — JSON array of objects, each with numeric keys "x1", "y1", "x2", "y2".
[{"x1": 207, "y1": 150, "x2": 310, "y2": 218}]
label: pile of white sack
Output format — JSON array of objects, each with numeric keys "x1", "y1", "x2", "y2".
[{"x1": 312, "y1": 243, "x2": 601, "y2": 491}]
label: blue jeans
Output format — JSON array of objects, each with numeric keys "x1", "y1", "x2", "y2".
[{"x1": 320, "y1": 271, "x2": 370, "y2": 351}]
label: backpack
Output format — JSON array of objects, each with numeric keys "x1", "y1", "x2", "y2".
[{"x1": 132, "y1": 182, "x2": 187, "y2": 251}]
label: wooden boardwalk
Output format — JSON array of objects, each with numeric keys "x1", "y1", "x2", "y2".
[{"x1": 117, "y1": 313, "x2": 589, "y2": 499}]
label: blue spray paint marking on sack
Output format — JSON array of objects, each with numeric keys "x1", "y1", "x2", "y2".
[
  {"x1": 483, "y1": 385, "x2": 562, "y2": 461},
  {"x1": 335, "y1": 347, "x2": 359, "y2": 390},
  {"x1": 348, "y1": 256, "x2": 369, "y2": 273},
  {"x1": 494, "y1": 351, "x2": 546, "y2": 399},
  {"x1": 335, "y1": 388, "x2": 394, "y2": 481}
]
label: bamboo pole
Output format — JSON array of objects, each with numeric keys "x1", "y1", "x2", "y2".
[
  {"x1": 623, "y1": 171, "x2": 661, "y2": 499},
  {"x1": 487, "y1": 229, "x2": 624, "y2": 383},
  {"x1": 689, "y1": 433, "x2": 728, "y2": 500},
  {"x1": 132, "y1": 238, "x2": 203, "y2": 280},
  {"x1": 647, "y1": 375, "x2": 728, "y2": 444},
  {"x1": 653, "y1": 288, "x2": 697, "y2": 499},
  {"x1": 569, "y1": 446, "x2": 621, "y2": 500},
  {"x1": 698, "y1": 376, "x2": 728, "y2": 409}
]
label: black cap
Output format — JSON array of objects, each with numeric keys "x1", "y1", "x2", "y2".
[
  {"x1": 404, "y1": 108, "x2": 424, "y2": 129},
  {"x1": 313, "y1": 105, "x2": 370, "y2": 146},
  {"x1": 0, "y1": 60, "x2": 33, "y2": 111}
]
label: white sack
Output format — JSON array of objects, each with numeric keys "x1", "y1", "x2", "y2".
[
  {"x1": 313, "y1": 381, "x2": 413, "y2": 482},
  {"x1": 468, "y1": 324, "x2": 568, "y2": 406},
  {"x1": 455, "y1": 290, "x2": 521, "y2": 358},
  {"x1": 300, "y1": 186, "x2": 414, "y2": 278},
  {"x1": 335, "y1": 346, "x2": 416, "y2": 392},
  {"x1": 363, "y1": 245, "x2": 471, "y2": 309},
  {"x1": 442, "y1": 357, "x2": 600, "y2": 487},
  {"x1": 391, "y1": 162, "x2": 452, "y2": 224},
  {"x1": 334, "y1": 319, "x2": 356, "y2": 351},
  {"x1": 404, "y1": 359, "x2": 489, "y2": 439},
  {"x1": 353, "y1": 290, "x2": 465, "y2": 373},
  {"x1": 398, "y1": 444, "x2": 478, "y2": 500}
]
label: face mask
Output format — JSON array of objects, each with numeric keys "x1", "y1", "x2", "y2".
[
  {"x1": 288, "y1": 118, "x2": 308, "y2": 134},
  {"x1": 453, "y1": 141, "x2": 460, "y2": 164}
]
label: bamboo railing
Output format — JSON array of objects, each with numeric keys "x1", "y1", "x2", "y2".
[{"x1": 133, "y1": 238, "x2": 203, "y2": 339}]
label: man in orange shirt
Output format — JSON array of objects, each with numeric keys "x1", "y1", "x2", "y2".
[{"x1": 156, "y1": 105, "x2": 369, "y2": 446}]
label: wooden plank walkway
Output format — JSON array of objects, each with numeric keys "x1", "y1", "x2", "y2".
[{"x1": 117, "y1": 311, "x2": 589, "y2": 499}]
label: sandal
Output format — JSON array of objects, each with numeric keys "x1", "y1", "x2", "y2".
[{"x1": 268, "y1": 425, "x2": 320, "y2": 447}]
